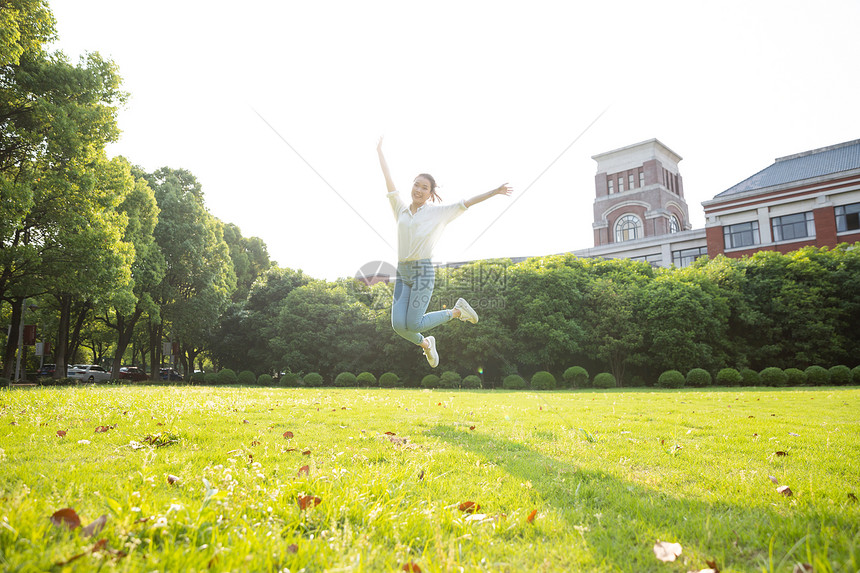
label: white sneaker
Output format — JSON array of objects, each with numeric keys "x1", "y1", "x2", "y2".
[
  {"x1": 422, "y1": 336, "x2": 439, "y2": 368},
  {"x1": 454, "y1": 298, "x2": 479, "y2": 324}
]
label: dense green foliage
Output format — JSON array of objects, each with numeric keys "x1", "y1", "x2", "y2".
[
  {"x1": 356, "y1": 372, "x2": 377, "y2": 387},
  {"x1": 592, "y1": 372, "x2": 616, "y2": 388},
  {"x1": 563, "y1": 366, "x2": 589, "y2": 388},
  {"x1": 657, "y1": 370, "x2": 685, "y2": 389},
  {"x1": 530, "y1": 370, "x2": 557, "y2": 390},
  {"x1": 334, "y1": 372, "x2": 357, "y2": 387},
  {"x1": 303, "y1": 372, "x2": 323, "y2": 387},
  {"x1": 685, "y1": 368, "x2": 712, "y2": 387},
  {"x1": 760, "y1": 367, "x2": 787, "y2": 387},
  {"x1": 421, "y1": 374, "x2": 440, "y2": 389},
  {"x1": 502, "y1": 374, "x2": 527, "y2": 390},
  {"x1": 717, "y1": 368, "x2": 742, "y2": 387},
  {"x1": 462, "y1": 374, "x2": 482, "y2": 388}
]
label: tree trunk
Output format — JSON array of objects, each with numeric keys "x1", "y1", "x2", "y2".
[
  {"x1": 54, "y1": 294, "x2": 72, "y2": 378},
  {"x1": 2, "y1": 298, "x2": 23, "y2": 378},
  {"x1": 110, "y1": 307, "x2": 143, "y2": 378}
]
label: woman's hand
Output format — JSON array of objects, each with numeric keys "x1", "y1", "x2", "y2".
[
  {"x1": 492, "y1": 183, "x2": 513, "y2": 197},
  {"x1": 464, "y1": 183, "x2": 513, "y2": 208}
]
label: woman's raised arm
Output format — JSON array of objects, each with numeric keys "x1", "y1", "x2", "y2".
[
  {"x1": 464, "y1": 183, "x2": 513, "y2": 208},
  {"x1": 377, "y1": 137, "x2": 396, "y2": 193}
]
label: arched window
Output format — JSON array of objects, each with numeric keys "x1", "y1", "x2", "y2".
[
  {"x1": 614, "y1": 214, "x2": 642, "y2": 242},
  {"x1": 669, "y1": 215, "x2": 680, "y2": 234}
]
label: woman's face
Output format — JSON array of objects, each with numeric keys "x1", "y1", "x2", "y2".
[{"x1": 411, "y1": 176, "x2": 433, "y2": 205}]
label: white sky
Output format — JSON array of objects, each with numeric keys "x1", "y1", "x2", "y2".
[{"x1": 50, "y1": 0, "x2": 860, "y2": 281}]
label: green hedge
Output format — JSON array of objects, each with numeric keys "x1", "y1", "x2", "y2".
[
  {"x1": 439, "y1": 371, "x2": 461, "y2": 389},
  {"x1": 216, "y1": 368, "x2": 238, "y2": 385},
  {"x1": 805, "y1": 365, "x2": 829, "y2": 386},
  {"x1": 257, "y1": 374, "x2": 273, "y2": 386},
  {"x1": 829, "y1": 365, "x2": 851, "y2": 385},
  {"x1": 760, "y1": 367, "x2": 787, "y2": 387},
  {"x1": 593, "y1": 372, "x2": 616, "y2": 389},
  {"x1": 784, "y1": 368, "x2": 806, "y2": 386},
  {"x1": 502, "y1": 374, "x2": 527, "y2": 390},
  {"x1": 716, "y1": 368, "x2": 741, "y2": 386},
  {"x1": 685, "y1": 368, "x2": 711, "y2": 387},
  {"x1": 421, "y1": 374, "x2": 440, "y2": 389},
  {"x1": 740, "y1": 368, "x2": 760, "y2": 386},
  {"x1": 237, "y1": 370, "x2": 256, "y2": 385},
  {"x1": 852, "y1": 366, "x2": 860, "y2": 385},
  {"x1": 531, "y1": 371, "x2": 557, "y2": 390},
  {"x1": 379, "y1": 372, "x2": 399, "y2": 388},
  {"x1": 357, "y1": 372, "x2": 377, "y2": 387},
  {"x1": 657, "y1": 370, "x2": 685, "y2": 389},
  {"x1": 563, "y1": 366, "x2": 589, "y2": 388},
  {"x1": 462, "y1": 375, "x2": 482, "y2": 389},
  {"x1": 303, "y1": 372, "x2": 324, "y2": 387},
  {"x1": 334, "y1": 372, "x2": 357, "y2": 387}
]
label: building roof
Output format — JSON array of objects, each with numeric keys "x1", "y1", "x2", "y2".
[{"x1": 714, "y1": 138, "x2": 860, "y2": 198}]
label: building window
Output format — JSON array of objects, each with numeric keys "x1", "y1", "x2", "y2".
[
  {"x1": 672, "y1": 246, "x2": 708, "y2": 267},
  {"x1": 669, "y1": 215, "x2": 680, "y2": 234},
  {"x1": 628, "y1": 174, "x2": 635, "y2": 190},
  {"x1": 615, "y1": 214, "x2": 643, "y2": 242},
  {"x1": 639, "y1": 170, "x2": 644, "y2": 188},
  {"x1": 836, "y1": 203, "x2": 860, "y2": 232},
  {"x1": 723, "y1": 221, "x2": 760, "y2": 249},
  {"x1": 772, "y1": 211, "x2": 815, "y2": 242},
  {"x1": 618, "y1": 177, "x2": 624, "y2": 193},
  {"x1": 608, "y1": 179, "x2": 614, "y2": 194}
]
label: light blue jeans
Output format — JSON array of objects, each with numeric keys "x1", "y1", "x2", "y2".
[{"x1": 391, "y1": 259, "x2": 453, "y2": 345}]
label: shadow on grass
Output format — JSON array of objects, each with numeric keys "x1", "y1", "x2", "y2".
[{"x1": 426, "y1": 424, "x2": 856, "y2": 572}]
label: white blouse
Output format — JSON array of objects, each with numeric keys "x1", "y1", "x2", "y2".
[{"x1": 388, "y1": 191, "x2": 467, "y2": 262}]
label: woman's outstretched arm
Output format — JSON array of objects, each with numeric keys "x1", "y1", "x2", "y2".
[
  {"x1": 377, "y1": 137, "x2": 396, "y2": 193},
  {"x1": 464, "y1": 183, "x2": 513, "y2": 208}
]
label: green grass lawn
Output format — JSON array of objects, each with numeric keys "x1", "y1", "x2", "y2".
[{"x1": 1, "y1": 386, "x2": 858, "y2": 572}]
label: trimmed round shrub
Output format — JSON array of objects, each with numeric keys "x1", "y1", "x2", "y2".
[
  {"x1": 280, "y1": 373, "x2": 300, "y2": 387},
  {"x1": 531, "y1": 371, "x2": 557, "y2": 390},
  {"x1": 462, "y1": 374, "x2": 482, "y2": 389},
  {"x1": 379, "y1": 372, "x2": 399, "y2": 388},
  {"x1": 563, "y1": 366, "x2": 589, "y2": 388},
  {"x1": 804, "y1": 365, "x2": 829, "y2": 386},
  {"x1": 657, "y1": 370, "x2": 685, "y2": 389},
  {"x1": 357, "y1": 372, "x2": 377, "y2": 387},
  {"x1": 439, "y1": 371, "x2": 461, "y2": 389},
  {"x1": 257, "y1": 374, "x2": 273, "y2": 386},
  {"x1": 716, "y1": 368, "x2": 742, "y2": 386},
  {"x1": 334, "y1": 372, "x2": 357, "y2": 387},
  {"x1": 852, "y1": 365, "x2": 860, "y2": 385},
  {"x1": 190, "y1": 371, "x2": 206, "y2": 384},
  {"x1": 303, "y1": 372, "x2": 324, "y2": 387},
  {"x1": 502, "y1": 374, "x2": 527, "y2": 390},
  {"x1": 829, "y1": 365, "x2": 851, "y2": 386},
  {"x1": 421, "y1": 374, "x2": 440, "y2": 389},
  {"x1": 238, "y1": 370, "x2": 256, "y2": 385},
  {"x1": 685, "y1": 368, "x2": 712, "y2": 388},
  {"x1": 593, "y1": 372, "x2": 616, "y2": 389},
  {"x1": 204, "y1": 372, "x2": 218, "y2": 385},
  {"x1": 216, "y1": 368, "x2": 238, "y2": 385},
  {"x1": 740, "y1": 368, "x2": 761, "y2": 386},
  {"x1": 760, "y1": 367, "x2": 787, "y2": 387},
  {"x1": 784, "y1": 368, "x2": 806, "y2": 386}
]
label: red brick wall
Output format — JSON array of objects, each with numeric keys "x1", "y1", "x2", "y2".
[
  {"x1": 705, "y1": 226, "x2": 724, "y2": 256},
  {"x1": 813, "y1": 206, "x2": 836, "y2": 247}
]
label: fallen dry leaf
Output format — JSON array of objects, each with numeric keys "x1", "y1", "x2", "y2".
[
  {"x1": 792, "y1": 564, "x2": 813, "y2": 573},
  {"x1": 775, "y1": 451, "x2": 788, "y2": 456},
  {"x1": 57, "y1": 430, "x2": 67, "y2": 437},
  {"x1": 848, "y1": 493, "x2": 857, "y2": 503},
  {"x1": 769, "y1": 475, "x2": 779, "y2": 485},
  {"x1": 298, "y1": 465, "x2": 310, "y2": 477},
  {"x1": 297, "y1": 495, "x2": 322, "y2": 510},
  {"x1": 81, "y1": 515, "x2": 107, "y2": 538},
  {"x1": 654, "y1": 540, "x2": 683, "y2": 562},
  {"x1": 458, "y1": 501, "x2": 481, "y2": 514},
  {"x1": 287, "y1": 543, "x2": 298, "y2": 553},
  {"x1": 51, "y1": 508, "x2": 82, "y2": 530},
  {"x1": 526, "y1": 509, "x2": 538, "y2": 523},
  {"x1": 777, "y1": 485, "x2": 793, "y2": 496},
  {"x1": 302, "y1": 450, "x2": 311, "y2": 456},
  {"x1": 402, "y1": 562, "x2": 422, "y2": 572},
  {"x1": 167, "y1": 474, "x2": 180, "y2": 485},
  {"x1": 283, "y1": 431, "x2": 294, "y2": 439}
]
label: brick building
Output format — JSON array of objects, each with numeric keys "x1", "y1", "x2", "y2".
[{"x1": 702, "y1": 139, "x2": 860, "y2": 257}]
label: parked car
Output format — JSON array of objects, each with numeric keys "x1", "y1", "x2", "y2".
[
  {"x1": 118, "y1": 366, "x2": 148, "y2": 381},
  {"x1": 159, "y1": 368, "x2": 183, "y2": 381},
  {"x1": 68, "y1": 364, "x2": 112, "y2": 382},
  {"x1": 37, "y1": 364, "x2": 57, "y2": 377}
]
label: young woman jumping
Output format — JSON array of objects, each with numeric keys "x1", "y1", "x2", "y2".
[{"x1": 377, "y1": 137, "x2": 512, "y2": 367}]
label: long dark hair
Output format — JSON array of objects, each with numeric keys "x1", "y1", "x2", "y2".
[{"x1": 417, "y1": 173, "x2": 442, "y2": 202}]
